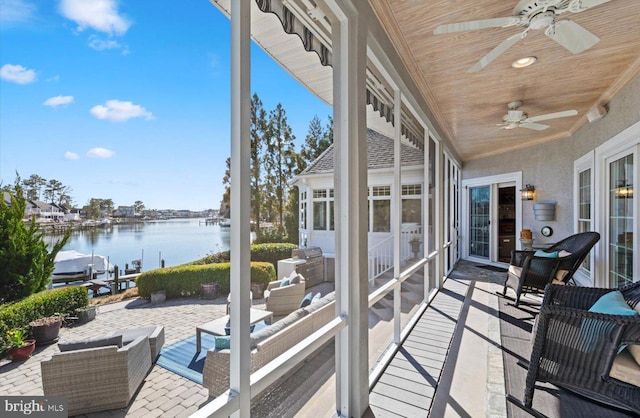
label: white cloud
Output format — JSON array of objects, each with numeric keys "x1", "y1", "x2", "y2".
[
  {"x1": 0, "y1": 0, "x2": 36, "y2": 25},
  {"x1": 90, "y1": 100, "x2": 154, "y2": 122},
  {"x1": 44, "y1": 95, "x2": 74, "y2": 107},
  {"x1": 59, "y1": 0, "x2": 131, "y2": 35},
  {"x1": 64, "y1": 151, "x2": 79, "y2": 160},
  {"x1": 0, "y1": 64, "x2": 37, "y2": 84},
  {"x1": 86, "y1": 148, "x2": 115, "y2": 159},
  {"x1": 88, "y1": 35, "x2": 121, "y2": 51}
]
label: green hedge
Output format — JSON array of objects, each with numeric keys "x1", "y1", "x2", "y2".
[
  {"x1": 189, "y1": 242, "x2": 297, "y2": 268},
  {"x1": 136, "y1": 261, "x2": 276, "y2": 299},
  {"x1": 0, "y1": 286, "x2": 88, "y2": 351}
]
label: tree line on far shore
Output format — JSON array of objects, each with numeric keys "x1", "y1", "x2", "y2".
[
  {"x1": 1, "y1": 174, "x2": 146, "y2": 220},
  {"x1": 219, "y1": 92, "x2": 332, "y2": 244}
]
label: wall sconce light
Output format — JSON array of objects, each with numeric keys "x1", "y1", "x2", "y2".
[
  {"x1": 520, "y1": 184, "x2": 535, "y2": 200},
  {"x1": 615, "y1": 184, "x2": 634, "y2": 199}
]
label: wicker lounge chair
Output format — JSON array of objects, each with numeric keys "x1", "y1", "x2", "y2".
[
  {"x1": 41, "y1": 335, "x2": 152, "y2": 416},
  {"x1": 508, "y1": 282, "x2": 640, "y2": 416},
  {"x1": 503, "y1": 231, "x2": 600, "y2": 306},
  {"x1": 264, "y1": 274, "x2": 306, "y2": 316},
  {"x1": 106, "y1": 325, "x2": 165, "y2": 362}
]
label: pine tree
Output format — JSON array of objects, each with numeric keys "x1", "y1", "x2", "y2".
[
  {"x1": 250, "y1": 93, "x2": 268, "y2": 238},
  {"x1": 0, "y1": 183, "x2": 70, "y2": 303},
  {"x1": 299, "y1": 115, "x2": 333, "y2": 173},
  {"x1": 219, "y1": 157, "x2": 231, "y2": 219},
  {"x1": 264, "y1": 103, "x2": 296, "y2": 236}
]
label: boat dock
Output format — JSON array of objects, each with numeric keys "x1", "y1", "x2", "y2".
[{"x1": 82, "y1": 273, "x2": 139, "y2": 296}]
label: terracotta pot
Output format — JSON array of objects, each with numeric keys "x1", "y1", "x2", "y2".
[{"x1": 7, "y1": 339, "x2": 36, "y2": 361}]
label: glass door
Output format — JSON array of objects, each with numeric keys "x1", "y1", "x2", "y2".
[
  {"x1": 469, "y1": 186, "x2": 490, "y2": 259},
  {"x1": 608, "y1": 153, "x2": 635, "y2": 287}
]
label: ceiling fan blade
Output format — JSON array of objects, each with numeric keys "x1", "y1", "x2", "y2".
[
  {"x1": 434, "y1": 17, "x2": 518, "y2": 34},
  {"x1": 521, "y1": 122, "x2": 550, "y2": 131},
  {"x1": 468, "y1": 32, "x2": 523, "y2": 73},
  {"x1": 546, "y1": 20, "x2": 599, "y2": 54},
  {"x1": 576, "y1": 0, "x2": 612, "y2": 10},
  {"x1": 528, "y1": 109, "x2": 578, "y2": 122}
]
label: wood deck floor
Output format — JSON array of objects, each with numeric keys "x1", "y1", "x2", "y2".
[{"x1": 368, "y1": 279, "x2": 469, "y2": 417}]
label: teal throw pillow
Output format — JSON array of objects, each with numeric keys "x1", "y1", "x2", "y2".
[
  {"x1": 589, "y1": 291, "x2": 638, "y2": 316},
  {"x1": 280, "y1": 278, "x2": 290, "y2": 287},
  {"x1": 582, "y1": 291, "x2": 638, "y2": 353},
  {"x1": 214, "y1": 335, "x2": 231, "y2": 350},
  {"x1": 299, "y1": 292, "x2": 314, "y2": 308},
  {"x1": 534, "y1": 250, "x2": 558, "y2": 258}
]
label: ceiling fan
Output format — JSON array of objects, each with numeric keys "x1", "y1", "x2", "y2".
[
  {"x1": 496, "y1": 101, "x2": 578, "y2": 131},
  {"x1": 433, "y1": 0, "x2": 610, "y2": 72}
]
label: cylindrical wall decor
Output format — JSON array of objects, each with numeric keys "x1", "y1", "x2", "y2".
[{"x1": 533, "y1": 201, "x2": 556, "y2": 221}]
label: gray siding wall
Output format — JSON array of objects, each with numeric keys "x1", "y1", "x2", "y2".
[{"x1": 462, "y1": 75, "x2": 640, "y2": 242}]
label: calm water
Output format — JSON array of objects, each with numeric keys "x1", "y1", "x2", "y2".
[{"x1": 45, "y1": 219, "x2": 231, "y2": 273}]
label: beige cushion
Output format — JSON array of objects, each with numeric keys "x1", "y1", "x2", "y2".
[
  {"x1": 555, "y1": 269, "x2": 569, "y2": 282},
  {"x1": 610, "y1": 349, "x2": 640, "y2": 387},
  {"x1": 558, "y1": 250, "x2": 572, "y2": 258},
  {"x1": 628, "y1": 345, "x2": 640, "y2": 366}
]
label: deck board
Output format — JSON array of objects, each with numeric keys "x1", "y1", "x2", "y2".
[{"x1": 369, "y1": 279, "x2": 468, "y2": 416}]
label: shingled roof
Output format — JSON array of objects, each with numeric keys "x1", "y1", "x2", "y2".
[{"x1": 299, "y1": 128, "x2": 424, "y2": 176}]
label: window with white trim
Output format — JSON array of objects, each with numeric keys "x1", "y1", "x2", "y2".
[
  {"x1": 370, "y1": 186, "x2": 391, "y2": 232},
  {"x1": 300, "y1": 190, "x2": 307, "y2": 230},
  {"x1": 578, "y1": 168, "x2": 592, "y2": 271},
  {"x1": 402, "y1": 184, "x2": 422, "y2": 224},
  {"x1": 312, "y1": 188, "x2": 334, "y2": 231}
]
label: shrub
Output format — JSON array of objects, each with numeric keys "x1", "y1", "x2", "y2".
[
  {"x1": 136, "y1": 262, "x2": 275, "y2": 299},
  {"x1": 0, "y1": 286, "x2": 88, "y2": 352},
  {"x1": 189, "y1": 243, "x2": 297, "y2": 268}
]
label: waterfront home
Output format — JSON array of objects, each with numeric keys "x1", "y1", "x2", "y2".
[
  {"x1": 113, "y1": 205, "x2": 136, "y2": 218},
  {"x1": 202, "y1": 0, "x2": 639, "y2": 417},
  {"x1": 26, "y1": 200, "x2": 65, "y2": 223}
]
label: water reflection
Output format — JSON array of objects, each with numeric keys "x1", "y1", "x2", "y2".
[{"x1": 44, "y1": 219, "x2": 230, "y2": 272}]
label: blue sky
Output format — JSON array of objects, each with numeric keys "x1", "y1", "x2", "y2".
[{"x1": 0, "y1": 0, "x2": 332, "y2": 211}]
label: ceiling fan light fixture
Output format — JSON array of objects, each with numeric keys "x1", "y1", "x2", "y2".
[{"x1": 512, "y1": 56, "x2": 537, "y2": 68}]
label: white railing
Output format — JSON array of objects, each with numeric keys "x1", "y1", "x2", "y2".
[{"x1": 367, "y1": 224, "x2": 423, "y2": 286}]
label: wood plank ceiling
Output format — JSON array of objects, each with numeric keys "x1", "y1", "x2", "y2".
[{"x1": 369, "y1": 0, "x2": 640, "y2": 161}]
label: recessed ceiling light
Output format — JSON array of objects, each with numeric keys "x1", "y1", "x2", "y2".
[{"x1": 512, "y1": 56, "x2": 537, "y2": 69}]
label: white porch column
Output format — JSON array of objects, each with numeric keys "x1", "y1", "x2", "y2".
[
  {"x1": 423, "y1": 128, "x2": 433, "y2": 297},
  {"x1": 327, "y1": 1, "x2": 369, "y2": 416},
  {"x1": 392, "y1": 89, "x2": 402, "y2": 344},
  {"x1": 435, "y1": 140, "x2": 443, "y2": 288},
  {"x1": 229, "y1": 0, "x2": 251, "y2": 416}
]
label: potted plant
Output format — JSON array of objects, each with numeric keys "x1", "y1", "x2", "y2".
[
  {"x1": 409, "y1": 236, "x2": 422, "y2": 258},
  {"x1": 29, "y1": 315, "x2": 63, "y2": 345},
  {"x1": 5, "y1": 329, "x2": 36, "y2": 361},
  {"x1": 75, "y1": 305, "x2": 97, "y2": 324}
]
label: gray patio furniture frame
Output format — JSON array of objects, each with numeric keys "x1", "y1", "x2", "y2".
[
  {"x1": 41, "y1": 335, "x2": 152, "y2": 416},
  {"x1": 106, "y1": 325, "x2": 165, "y2": 362}
]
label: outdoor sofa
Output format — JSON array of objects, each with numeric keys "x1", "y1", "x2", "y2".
[
  {"x1": 41, "y1": 335, "x2": 152, "y2": 416},
  {"x1": 203, "y1": 291, "x2": 335, "y2": 398}
]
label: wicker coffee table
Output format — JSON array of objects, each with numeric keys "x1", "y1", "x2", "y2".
[{"x1": 196, "y1": 308, "x2": 273, "y2": 352}]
